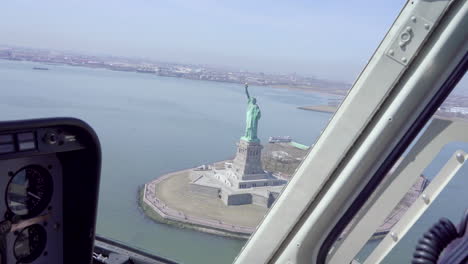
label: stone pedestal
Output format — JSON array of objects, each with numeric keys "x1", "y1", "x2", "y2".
[
  {"x1": 232, "y1": 139, "x2": 265, "y2": 180},
  {"x1": 189, "y1": 139, "x2": 287, "y2": 207}
]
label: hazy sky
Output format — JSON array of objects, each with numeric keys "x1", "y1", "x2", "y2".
[{"x1": 1, "y1": 0, "x2": 407, "y2": 82}]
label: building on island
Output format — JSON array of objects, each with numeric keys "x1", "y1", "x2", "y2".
[{"x1": 142, "y1": 83, "x2": 431, "y2": 239}]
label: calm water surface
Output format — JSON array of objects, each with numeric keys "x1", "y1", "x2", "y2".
[
  {"x1": 0, "y1": 60, "x2": 330, "y2": 263},
  {"x1": 0, "y1": 60, "x2": 466, "y2": 264}
]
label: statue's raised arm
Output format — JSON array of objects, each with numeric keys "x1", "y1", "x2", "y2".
[{"x1": 245, "y1": 83, "x2": 250, "y2": 100}]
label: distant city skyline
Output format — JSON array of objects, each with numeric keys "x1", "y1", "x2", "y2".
[
  {"x1": 0, "y1": 45, "x2": 354, "y2": 92},
  {"x1": 0, "y1": 0, "x2": 409, "y2": 82}
]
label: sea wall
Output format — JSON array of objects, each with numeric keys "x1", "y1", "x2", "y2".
[{"x1": 142, "y1": 175, "x2": 255, "y2": 237}]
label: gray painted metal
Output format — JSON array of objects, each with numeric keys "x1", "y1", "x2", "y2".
[
  {"x1": 330, "y1": 118, "x2": 468, "y2": 262},
  {"x1": 364, "y1": 150, "x2": 467, "y2": 263}
]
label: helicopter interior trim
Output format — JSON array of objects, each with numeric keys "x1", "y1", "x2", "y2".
[
  {"x1": 0, "y1": 118, "x2": 101, "y2": 264},
  {"x1": 364, "y1": 150, "x2": 466, "y2": 263},
  {"x1": 331, "y1": 118, "x2": 468, "y2": 263}
]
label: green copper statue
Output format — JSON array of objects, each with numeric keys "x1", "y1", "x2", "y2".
[{"x1": 241, "y1": 83, "x2": 261, "y2": 143}]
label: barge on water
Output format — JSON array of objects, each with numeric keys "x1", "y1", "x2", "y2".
[
  {"x1": 269, "y1": 136, "x2": 292, "y2": 143},
  {"x1": 32, "y1": 67, "x2": 49, "y2": 70}
]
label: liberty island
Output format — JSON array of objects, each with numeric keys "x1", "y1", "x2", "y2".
[
  {"x1": 140, "y1": 84, "x2": 291, "y2": 238},
  {"x1": 139, "y1": 83, "x2": 428, "y2": 239}
]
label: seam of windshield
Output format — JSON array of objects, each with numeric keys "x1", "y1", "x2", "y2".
[{"x1": 316, "y1": 51, "x2": 468, "y2": 264}]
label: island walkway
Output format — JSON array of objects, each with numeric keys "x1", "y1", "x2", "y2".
[{"x1": 142, "y1": 170, "x2": 259, "y2": 236}]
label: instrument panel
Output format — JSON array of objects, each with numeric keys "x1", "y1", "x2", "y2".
[
  {"x1": 0, "y1": 155, "x2": 63, "y2": 263},
  {"x1": 0, "y1": 118, "x2": 101, "y2": 264}
]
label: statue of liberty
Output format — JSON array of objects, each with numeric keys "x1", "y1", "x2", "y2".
[{"x1": 241, "y1": 83, "x2": 261, "y2": 143}]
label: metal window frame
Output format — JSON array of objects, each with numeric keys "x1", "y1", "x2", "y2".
[
  {"x1": 363, "y1": 149, "x2": 467, "y2": 264},
  {"x1": 234, "y1": 0, "x2": 468, "y2": 263},
  {"x1": 329, "y1": 118, "x2": 468, "y2": 263}
]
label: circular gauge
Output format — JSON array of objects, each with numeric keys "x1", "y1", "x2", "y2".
[
  {"x1": 13, "y1": 224, "x2": 47, "y2": 263},
  {"x1": 6, "y1": 165, "x2": 53, "y2": 218}
]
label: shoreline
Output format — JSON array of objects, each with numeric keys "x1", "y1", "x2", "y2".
[
  {"x1": 271, "y1": 84, "x2": 348, "y2": 97},
  {"x1": 297, "y1": 105, "x2": 337, "y2": 113},
  {"x1": 138, "y1": 140, "x2": 432, "y2": 241},
  {"x1": 298, "y1": 104, "x2": 468, "y2": 121},
  {"x1": 138, "y1": 186, "x2": 249, "y2": 240},
  {"x1": 1, "y1": 58, "x2": 347, "y2": 98},
  {"x1": 138, "y1": 164, "x2": 395, "y2": 241}
]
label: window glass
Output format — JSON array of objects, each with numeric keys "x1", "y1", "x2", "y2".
[
  {"x1": 0, "y1": 1, "x2": 405, "y2": 263},
  {"x1": 330, "y1": 74, "x2": 468, "y2": 264},
  {"x1": 380, "y1": 142, "x2": 468, "y2": 263}
]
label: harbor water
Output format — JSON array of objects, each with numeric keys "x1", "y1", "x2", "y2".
[{"x1": 0, "y1": 60, "x2": 466, "y2": 264}]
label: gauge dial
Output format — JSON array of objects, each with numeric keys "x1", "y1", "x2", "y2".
[
  {"x1": 6, "y1": 165, "x2": 53, "y2": 218},
  {"x1": 13, "y1": 224, "x2": 47, "y2": 263}
]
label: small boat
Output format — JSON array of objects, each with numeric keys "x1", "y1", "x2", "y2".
[
  {"x1": 33, "y1": 67, "x2": 49, "y2": 70},
  {"x1": 269, "y1": 136, "x2": 292, "y2": 143}
]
